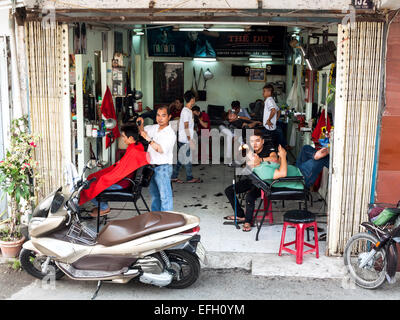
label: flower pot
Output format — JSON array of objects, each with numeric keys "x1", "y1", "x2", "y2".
[{"x1": 0, "y1": 236, "x2": 26, "y2": 258}]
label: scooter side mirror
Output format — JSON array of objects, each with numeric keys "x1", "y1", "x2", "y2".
[{"x1": 86, "y1": 159, "x2": 97, "y2": 170}]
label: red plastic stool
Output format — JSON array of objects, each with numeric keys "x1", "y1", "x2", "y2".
[
  {"x1": 253, "y1": 190, "x2": 273, "y2": 225},
  {"x1": 278, "y1": 210, "x2": 319, "y2": 264}
]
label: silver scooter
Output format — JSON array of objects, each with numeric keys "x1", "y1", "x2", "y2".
[{"x1": 19, "y1": 160, "x2": 206, "y2": 298}]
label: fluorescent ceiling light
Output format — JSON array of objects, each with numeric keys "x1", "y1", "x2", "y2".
[
  {"x1": 133, "y1": 29, "x2": 144, "y2": 35},
  {"x1": 179, "y1": 27, "x2": 245, "y2": 32},
  {"x1": 207, "y1": 28, "x2": 245, "y2": 32},
  {"x1": 193, "y1": 58, "x2": 217, "y2": 62},
  {"x1": 153, "y1": 21, "x2": 269, "y2": 26},
  {"x1": 179, "y1": 28, "x2": 204, "y2": 32},
  {"x1": 249, "y1": 57, "x2": 272, "y2": 62}
]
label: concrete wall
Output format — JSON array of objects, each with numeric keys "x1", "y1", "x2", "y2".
[{"x1": 375, "y1": 16, "x2": 400, "y2": 204}]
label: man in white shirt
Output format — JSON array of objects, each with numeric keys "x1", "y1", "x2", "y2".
[
  {"x1": 262, "y1": 84, "x2": 279, "y2": 148},
  {"x1": 171, "y1": 90, "x2": 202, "y2": 183},
  {"x1": 137, "y1": 106, "x2": 176, "y2": 211}
]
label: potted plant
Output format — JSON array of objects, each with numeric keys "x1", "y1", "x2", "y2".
[{"x1": 0, "y1": 116, "x2": 41, "y2": 258}]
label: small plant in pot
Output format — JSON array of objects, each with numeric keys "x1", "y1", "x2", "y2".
[{"x1": 0, "y1": 116, "x2": 41, "y2": 258}]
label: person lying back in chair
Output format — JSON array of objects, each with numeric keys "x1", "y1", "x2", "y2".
[
  {"x1": 79, "y1": 123, "x2": 149, "y2": 217},
  {"x1": 249, "y1": 145, "x2": 330, "y2": 189}
]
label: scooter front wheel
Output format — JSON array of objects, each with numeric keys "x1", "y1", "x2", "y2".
[
  {"x1": 165, "y1": 250, "x2": 200, "y2": 289},
  {"x1": 19, "y1": 249, "x2": 65, "y2": 280},
  {"x1": 344, "y1": 232, "x2": 387, "y2": 289}
]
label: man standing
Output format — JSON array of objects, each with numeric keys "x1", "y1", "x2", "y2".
[
  {"x1": 171, "y1": 91, "x2": 202, "y2": 183},
  {"x1": 137, "y1": 106, "x2": 176, "y2": 211},
  {"x1": 262, "y1": 84, "x2": 278, "y2": 148}
]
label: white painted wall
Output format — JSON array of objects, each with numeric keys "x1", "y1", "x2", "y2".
[{"x1": 141, "y1": 57, "x2": 286, "y2": 112}]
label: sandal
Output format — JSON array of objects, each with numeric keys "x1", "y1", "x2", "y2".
[
  {"x1": 223, "y1": 215, "x2": 245, "y2": 223},
  {"x1": 90, "y1": 208, "x2": 111, "y2": 217},
  {"x1": 171, "y1": 178, "x2": 184, "y2": 183},
  {"x1": 186, "y1": 178, "x2": 203, "y2": 183},
  {"x1": 242, "y1": 223, "x2": 252, "y2": 232}
]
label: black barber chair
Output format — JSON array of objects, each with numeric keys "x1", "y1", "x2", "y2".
[
  {"x1": 245, "y1": 168, "x2": 310, "y2": 241},
  {"x1": 94, "y1": 165, "x2": 154, "y2": 233}
]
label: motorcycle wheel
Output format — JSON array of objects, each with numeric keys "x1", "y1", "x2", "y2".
[
  {"x1": 344, "y1": 232, "x2": 387, "y2": 289},
  {"x1": 165, "y1": 250, "x2": 200, "y2": 289},
  {"x1": 19, "y1": 249, "x2": 65, "y2": 280}
]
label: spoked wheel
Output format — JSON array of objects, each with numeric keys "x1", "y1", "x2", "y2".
[
  {"x1": 165, "y1": 250, "x2": 200, "y2": 289},
  {"x1": 344, "y1": 232, "x2": 387, "y2": 289},
  {"x1": 19, "y1": 249, "x2": 65, "y2": 280}
]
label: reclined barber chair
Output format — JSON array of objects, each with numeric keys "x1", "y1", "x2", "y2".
[
  {"x1": 245, "y1": 168, "x2": 310, "y2": 241},
  {"x1": 94, "y1": 165, "x2": 154, "y2": 233}
]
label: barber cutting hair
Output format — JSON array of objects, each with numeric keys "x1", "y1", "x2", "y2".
[{"x1": 137, "y1": 106, "x2": 176, "y2": 212}]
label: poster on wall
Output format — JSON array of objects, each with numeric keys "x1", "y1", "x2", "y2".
[
  {"x1": 147, "y1": 26, "x2": 286, "y2": 58},
  {"x1": 153, "y1": 62, "x2": 184, "y2": 106},
  {"x1": 248, "y1": 68, "x2": 266, "y2": 82}
]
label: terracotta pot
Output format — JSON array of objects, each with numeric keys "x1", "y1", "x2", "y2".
[{"x1": 0, "y1": 236, "x2": 26, "y2": 258}]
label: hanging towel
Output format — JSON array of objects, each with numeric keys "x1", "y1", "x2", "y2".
[
  {"x1": 101, "y1": 86, "x2": 120, "y2": 148},
  {"x1": 78, "y1": 142, "x2": 149, "y2": 205},
  {"x1": 64, "y1": 162, "x2": 80, "y2": 193}
]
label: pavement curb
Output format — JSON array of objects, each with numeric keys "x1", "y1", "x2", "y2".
[{"x1": 204, "y1": 251, "x2": 346, "y2": 280}]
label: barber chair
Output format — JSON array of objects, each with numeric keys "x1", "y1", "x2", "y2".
[
  {"x1": 94, "y1": 165, "x2": 154, "y2": 233},
  {"x1": 245, "y1": 168, "x2": 310, "y2": 241}
]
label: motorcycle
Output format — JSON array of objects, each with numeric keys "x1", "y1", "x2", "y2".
[
  {"x1": 19, "y1": 160, "x2": 207, "y2": 298},
  {"x1": 344, "y1": 217, "x2": 400, "y2": 289}
]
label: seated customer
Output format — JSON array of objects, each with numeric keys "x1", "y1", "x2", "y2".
[
  {"x1": 219, "y1": 111, "x2": 262, "y2": 162},
  {"x1": 231, "y1": 100, "x2": 251, "y2": 120},
  {"x1": 193, "y1": 105, "x2": 211, "y2": 163},
  {"x1": 251, "y1": 145, "x2": 330, "y2": 190},
  {"x1": 169, "y1": 97, "x2": 184, "y2": 120},
  {"x1": 224, "y1": 130, "x2": 278, "y2": 231},
  {"x1": 78, "y1": 123, "x2": 149, "y2": 217},
  {"x1": 238, "y1": 144, "x2": 329, "y2": 231}
]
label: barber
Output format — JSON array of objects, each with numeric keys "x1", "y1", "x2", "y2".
[{"x1": 137, "y1": 105, "x2": 176, "y2": 212}]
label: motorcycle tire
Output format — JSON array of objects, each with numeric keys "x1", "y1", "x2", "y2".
[
  {"x1": 344, "y1": 232, "x2": 387, "y2": 289},
  {"x1": 19, "y1": 249, "x2": 65, "y2": 280},
  {"x1": 165, "y1": 250, "x2": 200, "y2": 289}
]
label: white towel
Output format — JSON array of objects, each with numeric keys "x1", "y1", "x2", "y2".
[{"x1": 64, "y1": 162, "x2": 80, "y2": 193}]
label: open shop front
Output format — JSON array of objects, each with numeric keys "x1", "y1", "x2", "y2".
[{"x1": 20, "y1": 5, "x2": 386, "y2": 262}]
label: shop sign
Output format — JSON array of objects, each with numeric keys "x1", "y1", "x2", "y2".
[{"x1": 147, "y1": 26, "x2": 286, "y2": 58}]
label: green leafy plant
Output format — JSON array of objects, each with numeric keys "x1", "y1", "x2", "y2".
[
  {"x1": 326, "y1": 83, "x2": 336, "y2": 105},
  {"x1": 0, "y1": 116, "x2": 42, "y2": 241}
]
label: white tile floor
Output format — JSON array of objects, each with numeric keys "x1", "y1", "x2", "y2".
[{"x1": 98, "y1": 164, "x2": 328, "y2": 257}]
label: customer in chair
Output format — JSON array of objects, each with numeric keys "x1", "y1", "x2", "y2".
[
  {"x1": 137, "y1": 106, "x2": 176, "y2": 212},
  {"x1": 224, "y1": 130, "x2": 278, "y2": 232},
  {"x1": 78, "y1": 123, "x2": 149, "y2": 217}
]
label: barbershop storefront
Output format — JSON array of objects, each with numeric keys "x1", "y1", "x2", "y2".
[{"x1": 1, "y1": 0, "x2": 398, "y2": 257}]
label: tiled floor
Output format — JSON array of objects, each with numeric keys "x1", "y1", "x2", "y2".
[{"x1": 89, "y1": 164, "x2": 328, "y2": 257}]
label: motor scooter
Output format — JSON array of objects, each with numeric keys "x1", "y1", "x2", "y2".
[
  {"x1": 344, "y1": 205, "x2": 400, "y2": 289},
  {"x1": 20, "y1": 160, "x2": 206, "y2": 299}
]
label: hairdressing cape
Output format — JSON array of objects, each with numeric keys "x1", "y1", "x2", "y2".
[{"x1": 79, "y1": 142, "x2": 149, "y2": 205}]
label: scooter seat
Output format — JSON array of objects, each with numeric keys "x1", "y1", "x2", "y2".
[{"x1": 97, "y1": 211, "x2": 186, "y2": 246}]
